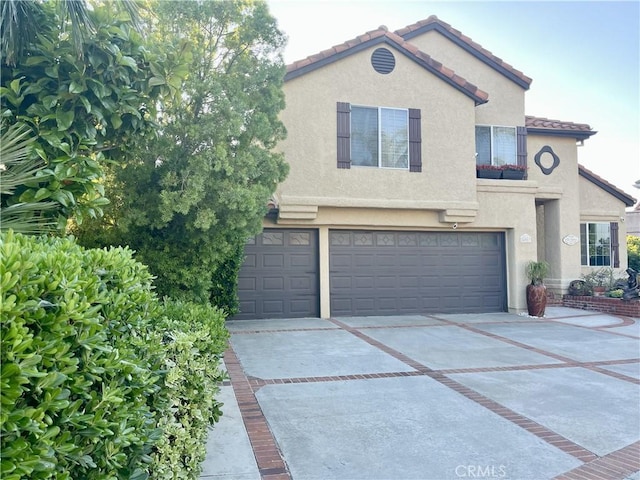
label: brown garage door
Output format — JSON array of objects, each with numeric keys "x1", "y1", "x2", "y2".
[
  {"x1": 235, "y1": 229, "x2": 319, "y2": 320},
  {"x1": 330, "y1": 230, "x2": 506, "y2": 316}
]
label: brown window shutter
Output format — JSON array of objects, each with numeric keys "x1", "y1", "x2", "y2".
[
  {"x1": 409, "y1": 108, "x2": 422, "y2": 172},
  {"x1": 337, "y1": 102, "x2": 351, "y2": 169},
  {"x1": 517, "y1": 126, "x2": 527, "y2": 178},
  {"x1": 610, "y1": 221, "x2": 619, "y2": 268}
]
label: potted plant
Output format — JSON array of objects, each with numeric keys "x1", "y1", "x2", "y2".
[
  {"x1": 476, "y1": 164, "x2": 503, "y2": 179},
  {"x1": 581, "y1": 267, "x2": 614, "y2": 296},
  {"x1": 525, "y1": 260, "x2": 549, "y2": 317},
  {"x1": 501, "y1": 164, "x2": 527, "y2": 180}
]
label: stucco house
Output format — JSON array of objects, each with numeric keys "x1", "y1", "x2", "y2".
[{"x1": 234, "y1": 16, "x2": 637, "y2": 320}]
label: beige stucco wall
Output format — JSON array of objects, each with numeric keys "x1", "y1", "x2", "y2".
[
  {"x1": 525, "y1": 135, "x2": 582, "y2": 293},
  {"x1": 579, "y1": 175, "x2": 630, "y2": 275},
  {"x1": 279, "y1": 43, "x2": 479, "y2": 214},
  {"x1": 406, "y1": 30, "x2": 525, "y2": 126}
]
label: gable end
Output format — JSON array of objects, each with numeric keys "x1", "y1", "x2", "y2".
[
  {"x1": 396, "y1": 19, "x2": 532, "y2": 90},
  {"x1": 579, "y1": 165, "x2": 636, "y2": 207},
  {"x1": 285, "y1": 34, "x2": 488, "y2": 106}
]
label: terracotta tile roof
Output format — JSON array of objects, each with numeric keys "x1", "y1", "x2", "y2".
[
  {"x1": 285, "y1": 25, "x2": 489, "y2": 105},
  {"x1": 526, "y1": 116, "x2": 592, "y2": 132},
  {"x1": 578, "y1": 164, "x2": 637, "y2": 207},
  {"x1": 395, "y1": 16, "x2": 533, "y2": 90},
  {"x1": 525, "y1": 115, "x2": 596, "y2": 140}
]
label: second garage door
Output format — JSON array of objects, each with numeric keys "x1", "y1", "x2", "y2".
[{"x1": 330, "y1": 230, "x2": 506, "y2": 316}]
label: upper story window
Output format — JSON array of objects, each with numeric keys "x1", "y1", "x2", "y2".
[
  {"x1": 337, "y1": 102, "x2": 422, "y2": 172},
  {"x1": 580, "y1": 222, "x2": 611, "y2": 266},
  {"x1": 476, "y1": 125, "x2": 517, "y2": 166},
  {"x1": 351, "y1": 106, "x2": 408, "y2": 169}
]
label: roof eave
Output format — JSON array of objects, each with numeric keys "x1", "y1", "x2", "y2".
[
  {"x1": 399, "y1": 23, "x2": 532, "y2": 90},
  {"x1": 527, "y1": 127, "x2": 597, "y2": 141},
  {"x1": 578, "y1": 166, "x2": 637, "y2": 207},
  {"x1": 285, "y1": 36, "x2": 488, "y2": 106}
]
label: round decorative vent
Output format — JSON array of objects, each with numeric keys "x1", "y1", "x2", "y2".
[{"x1": 371, "y1": 48, "x2": 395, "y2": 74}]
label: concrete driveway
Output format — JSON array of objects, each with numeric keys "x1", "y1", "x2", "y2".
[{"x1": 200, "y1": 307, "x2": 640, "y2": 480}]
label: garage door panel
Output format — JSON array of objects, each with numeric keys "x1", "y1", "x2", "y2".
[
  {"x1": 262, "y1": 254, "x2": 285, "y2": 268},
  {"x1": 354, "y1": 276, "x2": 375, "y2": 288},
  {"x1": 263, "y1": 300, "x2": 285, "y2": 314},
  {"x1": 289, "y1": 253, "x2": 313, "y2": 268},
  {"x1": 243, "y1": 253, "x2": 257, "y2": 268},
  {"x1": 330, "y1": 230, "x2": 506, "y2": 316},
  {"x1": 399, "y1": 276, "x2": 419, "y2": 288},
  {"x1": 235, "y1": 229, "x2": 319, "y2": 320},
  {"x1": 288, "y1": 276, "x2": 314, "y2": 290},
  {"x1": 354, "y1": 254, "x2": 375, "y2": 267}
]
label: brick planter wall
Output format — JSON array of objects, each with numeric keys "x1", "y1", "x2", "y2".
[{"x1": 562, "y1": 295, "x2": 640, "y2": 317}]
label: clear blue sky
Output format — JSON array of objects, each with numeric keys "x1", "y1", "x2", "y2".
[{"x1": 267, "y1": 0, "x2": 640, "y2": 200}]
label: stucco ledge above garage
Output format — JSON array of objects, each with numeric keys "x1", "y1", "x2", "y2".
[{"x1": 276, "y1": 196, "x2": 480, "y2": 223}]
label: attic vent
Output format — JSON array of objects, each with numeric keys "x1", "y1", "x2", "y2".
[{"x1": 371, "y1": 48, "x2": 395, "y2": 74}]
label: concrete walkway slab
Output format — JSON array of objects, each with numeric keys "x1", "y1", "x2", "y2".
[
  {"x1": 200, "y1": 386, "x2": 260, "y2": 480},
  {"x1": 230, "y1": 329, "x2": 416, "y2": 379},
  {"x1": 363, "y1": 325, "x2": 562, "y2": 370},
  {"x1": 202, "y1": 308, "x2": 640, "y2": 480},
  {"x1": 544, "y1": 306, "x2": 603, "y2": 318},
  {"x1": 256, "y1": 376, "x2": 582, "y2": 480},
  {"x1": 600, "y1": 362, "x2": 640, "y2": 379},
  {"x1": 550, "y1": 314, "x2": 630, "y2": 328},
  {"x1": 226, "y1": 318, "x2": 338, "y2": 332},
  {"x1": 335, "y1": 314, "x2": 446, "y2": 328},
  {"x1": 432, "y1": 312, "x2": 531, "y2": 324},
  {"x1": 474, "y1": 321, "x2": 640, "y2": 362},
  {"x1": 606, "y1": 321, "x2": 640, "y2": 338},
  {"x1": 449, "y1": 367, "x2": 640, "y2": 456}
]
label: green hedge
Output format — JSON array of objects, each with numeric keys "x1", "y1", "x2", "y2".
[{"x1": 0, "y1": 231, "x2": 229, "y2": 479}]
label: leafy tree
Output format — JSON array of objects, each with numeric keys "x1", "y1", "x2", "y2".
[
  {"x1": 1, "y1": 0, "x2": 181, "y2": 229},
  {"x1": 628, "y1": 236, "x2": 640, "y2": 271},
  {"x1": 78, "y1": 0, "x2": 289, "y2": 309}
]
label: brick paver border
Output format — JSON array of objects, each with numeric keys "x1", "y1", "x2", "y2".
[
  {"x1": 554, "y1": 441, "x2": 640, "y2": 480},
  {"x1": 224, "y1": 346, "x2": 291, "y2": 480},
  {"x1": 224, "y1": 314, "x2": 639, "y2": 480}
]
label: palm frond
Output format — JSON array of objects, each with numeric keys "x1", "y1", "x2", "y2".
[
  {"x1": 1, "y1": 124, "x2": 58, "y2": 234},
  {"x1": 1, "y1": 0, "x2": 40, "y2": 66},
  {"x1": 59, "y1": 0, "x2": 95, "y2": 58},
  {"x1": 0, "y1": 123, "x2": 49, "y2": 195},
  {"x1": 0, "y1": 202, "x2": 59, "y2": 234}
]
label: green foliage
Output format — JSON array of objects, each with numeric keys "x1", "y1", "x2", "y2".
[
  {"x1": 0, "y1": 123, "x2": 58, "y2": 233},
  {"x1": 605, "y1": 289, "x2": 624, "y2": 298},
  {"x1": 149, "y1": 300, "x2": 228, "y2": 479},
  {"x1": 77, "y1": 0, "x2": 289, "y2": 306},
  {"x1": 581, "y1": 267, "x2": 620, "y2": 289},
  {"x1": 628, "y1": 236, "x2": 640, "y2": 271},
  {"x1": 1, "y1": 230, "x2": 163, "y2": 479},
  {"x1": 0, "y1": 1, "x2": 181, "y2": 229},
  {"x1": 0, "y1": 231, "x2": 228, "y2": 479},
  {"x1": 525, "y1": 261, "x2": 549, "y2": 285}
]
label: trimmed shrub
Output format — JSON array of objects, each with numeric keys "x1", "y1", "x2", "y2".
[
  {"x1": 149, "y1": 300, "x2": 228, "y2": 479},
  {"x1": 0, "y1": 231, "x2": 228, "y2": 480}
]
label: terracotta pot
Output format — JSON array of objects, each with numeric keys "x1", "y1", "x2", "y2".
[{"x1": 526, "y1": 283, "x2": 547, "y2": 317}]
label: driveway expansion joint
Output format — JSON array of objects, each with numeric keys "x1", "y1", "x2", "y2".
[{"x1": 217, "y1": 312, "x2": 639, "y2": 480}]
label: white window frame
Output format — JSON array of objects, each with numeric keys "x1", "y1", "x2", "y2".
[
  {"x1": 475, "y1": 125, "x2": 517, "y2": 166},
  {"x1": 580, "y1": 222, "x2": 612, "y2": 266},
  {"x1": 351, "y1": 105, "x2": 409, "y2": 170}
]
